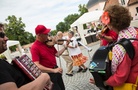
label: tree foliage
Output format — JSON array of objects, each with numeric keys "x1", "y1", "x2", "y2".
[
  {"x1": 5, "y1": 15, "x2": 35, "y2": 46},
  {"x1": 50, "y1": 30, "x2": 58, "y2": 36},
  {"x1": 64, "y1": 14, "x2": 80, "y2": 31},
  {"x1": 78, "y1": 4, "x2": 88, "y2": 16},
  {"x1": 56, "y1": 4, "x2": 88, "y2": 33},
  {"x1": 4, "y1": 4, "x2": 88, "y2": 44},
  {"x1": 56, "y1": 22, "x2": 67, "y2": 32}
]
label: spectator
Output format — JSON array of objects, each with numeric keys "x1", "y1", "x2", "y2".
[
  {"x1": 67, "y1": 31, "x2": 88, "y2": 73},
  {"x1": 56, "y1": 31, "x2": 73, "y2": 76}
]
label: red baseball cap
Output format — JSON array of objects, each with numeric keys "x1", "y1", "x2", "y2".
[{"x1": 35, "y1": 25, "x2": 50, "y2": 35}]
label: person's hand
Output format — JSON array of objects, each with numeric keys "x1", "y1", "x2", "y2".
[
  {"x1": 45, "y1": 79, "x2": 53, "y2": 90},
  {"x1": 75, "y1": 45, "x2": 77, "y2": 48},
  {"x1": 89, "y1": 78, "x2": 95, "y2": 84},
  {"x1": 65, "y1": 39, "x2": 71, "y2": 46},
  {"x1": 98, "y1": 33, "x2": 103, "y2": 38},
  {"x1": 66, "y1": 39, "x2": 70, "y2": 46},
  {"x1": 96, "y1": 33, "x2": 105, "y2": 39},
  {"x1": 96, "y1": 33, "x2": 100, "y2": 39},
  {"x1": 53, "y1": 68, "x2": 63, "y2": 74},
  {"x1": 41, "y1": 73, "x2": 53, "y2": 90}
]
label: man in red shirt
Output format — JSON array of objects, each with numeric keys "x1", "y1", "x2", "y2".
[{"x1": 31, "y1": 25, "x2": 67, "y2": 90}]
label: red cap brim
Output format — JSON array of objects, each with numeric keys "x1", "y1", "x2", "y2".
[{"x1": 43, "y1": 29, "x2": 51, "y2": 34}]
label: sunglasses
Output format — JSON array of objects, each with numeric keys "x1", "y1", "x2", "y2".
[{"x1": 0, "y1": 32, "x2": 5, "y2": 38}]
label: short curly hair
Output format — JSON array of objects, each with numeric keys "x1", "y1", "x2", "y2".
[{"x1": 105, "y1": 5, "x2": 132, "y2": 31}]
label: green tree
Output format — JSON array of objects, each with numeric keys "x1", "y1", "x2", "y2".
[
  {"x1": 55, "y1": 4, "x2": 88, "y2": 33},
  {"x1": 50, "y1": 30, "x2": 58, "y2": 36},
  {"x1": 5, "y1": 15, "x2": 35, "y2": 46},
  {"x1": 64, "y1": 14, "x2": 80, "y2": 31},
  {"x1": 56, "y1": 22, "x2": 67, "y2": 32},
  {"x1": 56, "y1": 14, "x2": 79, "y2": 32},
  {"x1": 78, "y1": 4, "x2": 88, "y2": 16}
]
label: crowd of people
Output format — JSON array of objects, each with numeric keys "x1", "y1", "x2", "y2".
[{"x1": 0, "y1": 4, "x2": 138, "y2": 90}]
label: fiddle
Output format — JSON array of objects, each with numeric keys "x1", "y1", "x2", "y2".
[
  {"x1": 96, "y1": 25, "x2": 109, "y2": 39},
  {"x1": 101, "y1": 25, "x2": 109, "y2": 34},
  {"x1": 45, "y1": 36, "x2": 72, "y2": 47}
]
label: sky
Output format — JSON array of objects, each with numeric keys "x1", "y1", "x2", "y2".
[{"x1": 0, "y1": 0, "x2": 89, "y2": 35}]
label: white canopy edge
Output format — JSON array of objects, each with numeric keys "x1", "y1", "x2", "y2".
[
  {"x1": 7, "y1": 40, "x2": 20, "y2": 47},
  {"x1": 71, "y1": 10, "x2": 103, "y2": 27},
  {"x1": 2, "y1": 40, "x2": 23, "y2": 63}
]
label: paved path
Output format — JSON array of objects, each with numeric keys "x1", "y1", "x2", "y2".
[{"x1": 56, "y1": 41, "x2": 100, "y2": 90}]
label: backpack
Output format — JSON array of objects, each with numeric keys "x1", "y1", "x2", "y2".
[
  {"x1": 89, "y1": 27, "x2": 138, "y2": 90},
  {"x1": 89, "y1": 38, "x2": 138, "y2": 74}
]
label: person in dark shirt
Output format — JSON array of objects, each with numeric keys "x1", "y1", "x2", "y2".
[{"x1": 0, "y1": 23, "x2": 51, "y2": 90}]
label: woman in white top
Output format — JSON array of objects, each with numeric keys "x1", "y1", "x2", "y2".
[{"x1": 67, "y1": 31, "x2": 87, "y2": 73}]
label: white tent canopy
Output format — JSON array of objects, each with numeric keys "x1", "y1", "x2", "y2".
[
  {"x1": 3, "y1": 40, "x2": 23, "y2": 63},
  {"x1": 71, "y1": 10, "x2": 103, "y2": 27},
  {"x1": 70, "y1": 10, "x2": 103, "y2": 45},
  {"x1": 7, "y1": 40, "x2": 20, "y2": 47}
]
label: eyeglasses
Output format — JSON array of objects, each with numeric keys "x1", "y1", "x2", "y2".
[{"x1": 0, "y1": 32, "x2": 5, "y2": 38}]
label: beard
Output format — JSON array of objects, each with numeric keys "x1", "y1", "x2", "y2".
[
  {"x1": 0, "y1": 42, "x2": 7, "y2": 54},
  {"x1": 0, "y1": 47, "x2": 7, "y2": 54}
]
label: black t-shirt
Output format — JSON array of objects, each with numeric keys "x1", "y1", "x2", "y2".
[{"x1": 0, "y1": 59, "x2": 31, "y2": 87}]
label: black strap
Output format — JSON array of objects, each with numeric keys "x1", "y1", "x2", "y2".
[
  {"x1": 117, "y1": 38, "x2": 135, "y2": 60},
  {"x1": 108, "y1": 38, "x2": 138, "y2": 60}
]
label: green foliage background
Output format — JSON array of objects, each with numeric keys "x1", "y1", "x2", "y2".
[
  {"x1": 3, "y1": 4, "x2": 88, "y2": 48},
  {"x1": 51, "y1": 4, "x2": 88, "y2": 35}
]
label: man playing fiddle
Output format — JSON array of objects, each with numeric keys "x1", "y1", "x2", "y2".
[
  {"x1": 31, "y1": 25, "x2": 68, "y2": 90},
  {"x1": 96, "y1": 25, "x2": 118, "y2": 46}
]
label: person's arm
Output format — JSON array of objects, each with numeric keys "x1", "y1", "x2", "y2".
[
  {"x1": 97, "y1": 33, "x2": 113, "y2": 42},
  {"x1": 34, "y1": 61, "x2": 63, "y2": 74},
  {"x1": 55, "y1": 46, "x2": 67, "y2": 57},
  {"x1": 67, "y1": 38, "x2": 77, "y2": 48},
  {"x1": 105, "y1": 46, "x2": 131, "y2": 87},
  {"x1": 105, "y1": 55, "x2": 131, "y2": 86},
  {"x1": 55, "y1": 39, "x2": 70, "y2": 57},
  {"x1": 0, "y1": 73, "x2": 51, "y2": 90},
  {"x1": 101, "y1": 35, "x2": 113, "y2": 42}
]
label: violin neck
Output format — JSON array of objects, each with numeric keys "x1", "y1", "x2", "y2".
[
  {"x1": 45, "y1": 40, "x2": 52, "y2": 42},
  {"x1": 101, "y1": 26, "x2": 109, "y2": 34},
  {"x1": 58, "y1": 39, "x2": 67, "y2": 41},
  {"x1": 58, "y1": 39, "x2": 73, "y2": 42},
  {"x1": 45, "y1": 39, "x2": 73, "y2": 43}
]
